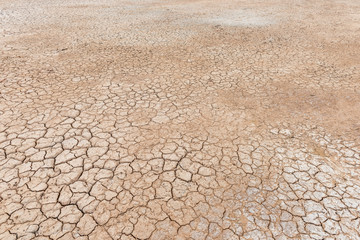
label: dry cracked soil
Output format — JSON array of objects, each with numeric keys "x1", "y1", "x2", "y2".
[{"x1": 1, "y1": 0, "x2": 360, "y2": 239}]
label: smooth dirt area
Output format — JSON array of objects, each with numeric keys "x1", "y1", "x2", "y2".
[{"x1": 1, "y1": 0, "x2": 360, "y2": 239}]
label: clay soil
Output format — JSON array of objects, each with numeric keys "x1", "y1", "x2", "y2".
[{"x1": 1, "y1": 0, "x2": 360, "y2": 239}]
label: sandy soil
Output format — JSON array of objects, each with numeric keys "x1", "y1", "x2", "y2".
[{"x1": 1, "y1": 0, "x2": 360, "y2": 239}]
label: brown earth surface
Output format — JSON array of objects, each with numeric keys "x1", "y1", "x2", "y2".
[{"x1": 1, "y1": 0, "x2": 360, "y2": 239}]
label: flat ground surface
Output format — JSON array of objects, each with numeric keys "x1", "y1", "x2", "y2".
[{"x1": 1, "y1": 0, "x2": 360, "y2": 239}]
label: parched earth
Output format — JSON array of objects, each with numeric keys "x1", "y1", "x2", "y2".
[{"x1": 1, "y1": 0, "x2": 360, "y2": 239}]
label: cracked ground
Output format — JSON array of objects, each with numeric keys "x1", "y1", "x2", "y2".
[{"x1": 1, "y1": 0, "x2": 360, "y2": 239}]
